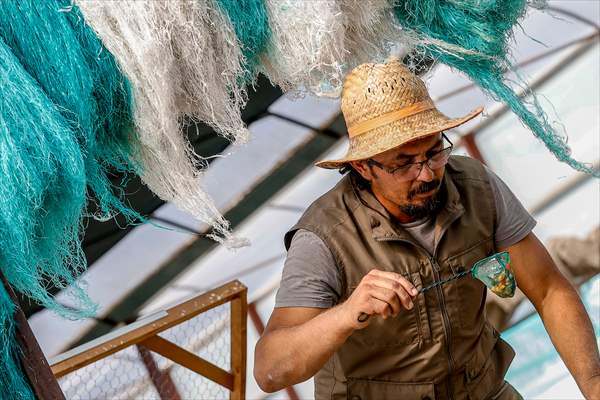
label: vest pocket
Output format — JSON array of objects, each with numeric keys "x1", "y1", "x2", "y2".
[
  {"x1": 446, "y1": 240, "x2": 493, "y2": 332},
  {"x1": 411, "y1": 271, "x2": 432, "y2": 343},
  {"x1": 464, "y1": 326, "x2": 515, "y2": 400},
  {"x1": 348, "y1": 271, "x2": 429, "y2": 346},
  {"x1": 347, "y1": 377, "x2": 436, "y2": 400}
]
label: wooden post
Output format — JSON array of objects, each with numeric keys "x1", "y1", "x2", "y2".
[
  {"x1": 136, "y1": 344, "x2": 182, "y2": 400},
  {"x1": 141, "y1": 335, "x2": 234, "y2": 390},
  {"x1": 0, "y1": 271, "x2": 65, "y2": 400},
  {"x1": 49, "y1": 281, "x2": 248, "y2": 398},
  {"x1": 230, "y1": 289, "x2": 247, "y2": 400}
]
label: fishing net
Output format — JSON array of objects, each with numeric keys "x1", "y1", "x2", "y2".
[
  {"x1": 472, "y1": 252, "x2": 516, "y2": 298},
  {"x1": 75, "y1": 0, "x2": 249, "y2": 247},
  {"x1": 420, "y1": 251, "x2": 516, "y2": 298},
  {"x1": 392, "y1": 0, "x2": 598, "y2": 177}
]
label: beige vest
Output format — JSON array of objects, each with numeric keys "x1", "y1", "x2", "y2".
[{"x1": 285, "y1": 156, "x2": 516, "y2": 400}]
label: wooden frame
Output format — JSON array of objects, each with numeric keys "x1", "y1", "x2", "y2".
[
  {"x1": 50, "y1": 280, "x2": 247, "y2": 400},
  {"x1": 0, "y1": 271, "x2": 65, "y2": 400}
]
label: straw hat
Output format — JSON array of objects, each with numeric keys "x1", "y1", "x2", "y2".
[{"x1": 316, "y1": 60, "x2": 483, "y2": 169}]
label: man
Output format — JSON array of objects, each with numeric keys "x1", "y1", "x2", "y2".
[{"x1": 254, "y1": 60, "x2": 600, "y2": 399}]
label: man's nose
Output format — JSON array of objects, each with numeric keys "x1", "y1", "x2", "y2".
[{"x1": 416, "y1": 162, "x2": 435, "y2": 182}]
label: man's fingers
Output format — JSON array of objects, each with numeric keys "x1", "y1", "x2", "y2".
[
  {"x1": 372, "y1": 284, "x2": 412, "y2": 311},
  {"x1": 368, "y1": 298, "x2": 393, "y2": 319},
  {"x1": 368, "y1": 287, "x2": 402, "y2": 315},
  {"x1": 352, "y1": 270, "x2": 420, "y2": 324},
  {"x1": 364, "y1": 273, "x2": 416, "y2": 310},
  {"x1": 369, "y1": 269, "x2": 418, "y2": 296}
]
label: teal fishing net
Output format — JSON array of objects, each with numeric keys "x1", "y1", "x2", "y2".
[
  {"x1": 393, "y1": 0, "x2": 598, "y2": 177},
  {"x1": 0, "y1": 32, "x2": 97, "y2": 396},
  {"x1": 0, "y1": 34, "x2": 95, "y2": 317},
  {"x1": 60, "y1": 1, "x2": 141, "y2": 186},
  {"x1": 0, "y1": 2, "x2": 142, "y2": 392},
  {"x1": 214, "y1": 0, "x2": 270, "y2": 78},
  {"x1": 0, "y1": 0, "x2": 141, "y2": 222},
  {"x1": 0, "y1": 285, "x2": 34, "y2": 400}
]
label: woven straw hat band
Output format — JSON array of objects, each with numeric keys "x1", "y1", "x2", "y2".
[{"x1": 347, "y1": 100, "x2": 435, "y2": 137}]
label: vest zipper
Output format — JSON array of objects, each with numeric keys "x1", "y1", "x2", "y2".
[
  {"x1": 378, "y1": 238, "x2": 457, "y2": 399},
  {"x1": 377, "y1": 209, "x2": 463, "y2": 400},
  {"x1": 431, "y1": 210, "x2": 463, "y2": 400}
]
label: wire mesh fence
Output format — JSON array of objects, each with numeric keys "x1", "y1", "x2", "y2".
[{"x1": 50, "y1": 281, "x2": 246, "y2": 400}]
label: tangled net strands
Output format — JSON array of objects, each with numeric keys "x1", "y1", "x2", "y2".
[
  {"x1": 393, "y1": 0, "x2": 598, "y2": 177},
  {"x1": 0, "y1": 0, "x2": 140, "y2": 222},
  {"x1": 75, "y1": 0, "x2": 249, "y2": 247},
  {"x1": 159, "y1": 0, "x2": 250, "y2": 142},
  {"x1": 0, "y1": 285, "x2": 33, "y2": 400},
  {"x1": 259, "y1": 0, "x2": 410, "y2": 97},
  {"x1": 259, "y1": 0, "x2": 348, "y2": 96},
  {"x1": 60, "y1": 2, "x2": 142, "y2": 215},
  {"x1": 0, "y1": 33, "x2": 100, "y2": 397},
  {"x1": 0, "y1": 37, "x2": 96, "y2": 320},
  {"x1": 214, "y1": 0, "x2": 270, "y2": 80},
  {"x1": 338, "y1": 0, "x2": 408, "y2": 74}
]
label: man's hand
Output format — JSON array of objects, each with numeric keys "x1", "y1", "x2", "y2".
[
  {"x1": 255, "y1": 269, "x2": 419, "y2": 392},
  {"x1": 340, "y1": 269, "x2": 419, "y2": 329}
]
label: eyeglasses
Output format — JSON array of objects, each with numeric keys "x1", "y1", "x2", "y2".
[{"x1": 367, "y1": 133, "x2": 453, "y2": 182}]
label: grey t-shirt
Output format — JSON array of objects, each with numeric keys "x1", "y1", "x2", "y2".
[{"x1": 275, "y1": 167, "x2": 536, "y2": 308}]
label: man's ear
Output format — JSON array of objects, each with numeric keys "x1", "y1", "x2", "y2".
[{"x1": 349, "y1": 160, "x2": 373, "y2": 182}]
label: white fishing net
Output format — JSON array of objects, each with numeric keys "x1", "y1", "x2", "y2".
[
  {"x1": 259, "y1": 0, "x2": 418, "y2": 97},
  {"x1": 259, "y1": 0, "x2": 348, "y2": 97},
  {"x1": 76, "y1": 0, "x2": 249, "y2": 247},
  {"x1": 339, "y1": 0, "x2": 407, "y2": 71},
  {"x1": 73, "y1": 0, "x2": 462, "y2": 247}
]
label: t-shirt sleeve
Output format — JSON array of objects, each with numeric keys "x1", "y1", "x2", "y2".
[
  {"x1": 275, "y1": 229, "x2": 342, "y2": 308},
  {"x1": 485, "y1": 167, "x2": 537, "y2": 249}
]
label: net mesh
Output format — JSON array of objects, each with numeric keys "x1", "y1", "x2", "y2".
[
  {"x1": 57, "y1": 303, "x2": 231, "y2": 400},
  {"x1": 420, "y1": 251, "x2": 516, "y2": 298},
  {"x1": 472, "y1": 251, "x2": 516, "y2": 298}
]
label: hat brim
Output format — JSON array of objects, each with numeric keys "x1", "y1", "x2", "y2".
[{"x1": 315, "y1": 106, "x2": 484, "y2": 169}]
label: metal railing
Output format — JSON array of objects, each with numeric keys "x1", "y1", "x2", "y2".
[{"x1": 49, "y1": 280, "x2": 247, "y2": 400}]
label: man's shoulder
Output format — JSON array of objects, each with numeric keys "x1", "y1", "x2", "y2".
[
  {"x1": 284, "y1": 175, "x2": 359, "y2": 249},
  {"x1": 300, "y1": 174, "x2": 358, "y2": 222},
  {"x1": 447, "y1": 155, "x2": 489, "y2": 182}
]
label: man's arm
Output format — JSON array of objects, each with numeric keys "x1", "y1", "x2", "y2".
[
  {"x1": 254, "y1": 269, "x2": 418, "y2": 392},
  {"x1": 253, "y1": 306, "x2": 351, "y2": 393},
  {"x1": 501, "y1": 232, "x2": 600, "y2": 399}
]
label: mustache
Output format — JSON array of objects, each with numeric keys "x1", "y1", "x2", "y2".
[{"x1": 408, "y1": 180, "x2": 441, "y2": 199}]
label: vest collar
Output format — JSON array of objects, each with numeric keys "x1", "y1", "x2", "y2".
[{"x1": 349, "y1": 168, "x2": 465, "y2": 248}]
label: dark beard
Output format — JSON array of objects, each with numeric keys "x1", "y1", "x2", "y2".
[
  {"x1": 400, "y1": 180, "x2": 444, "y2": 219},
  {"x1": 399, "y1": 196, "x2": 442, "y2": 220}
]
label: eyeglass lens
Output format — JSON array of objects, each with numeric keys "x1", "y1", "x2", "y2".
[{"x1": 396, "y1": 147, "x2": 452, "y2": 180}]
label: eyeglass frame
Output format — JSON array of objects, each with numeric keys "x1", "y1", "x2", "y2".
[{"x1": 366, "y1": 132, "x2": 453, "y2": 178}]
